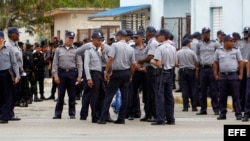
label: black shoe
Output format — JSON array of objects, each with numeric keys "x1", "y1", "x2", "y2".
[
  {"x1": 92, "y1": 120, "x2": 98, "y2": 123},
  {"x1": 80, "y1": 117, "x2": 87, "y2": 120},
  {"x1": 147, "y1": 117, "x2": 155, "y2": 122},
  {"x1": 192, "y1": 108, "x2": 198, "y2": 112},
  {"x1": 106, "y1": 118, "x2": 114, "y2": 122},
  {"x1": 47, "y1": 95, "x2": 55, "y2": 100},
  {"x1": 69, "y1": 116, "x2": 76, "y2": 119},
  {"x1": 175, "y1": 89, "x2": 182, "y2": 93},
  {"x1": 140, "y1": 117, "x2": 148, "y2": 121},
  {"x1": 19, "y1": 102, "x2": 28, "y2": 107},
  {"x1": 128, "y1": 116, "x2": 134, "y2": 120},
  {"x1": 53, "y1": 116, "x2": 61, "y2": 119},
  {"x1": 9, "y1": 117, "x2": 21, "y2": 121},
  {"x1": 40, "y1": 95, "x2": 46, "y2": 100},
  {"x1": 182, "y1": 108, "x2": 188, "y2": 112},
  {"x1": 217, "y1": 115, "x2": 226, "y2": 120},
  {"x1": 151, "y1": 122, "x2": 165, "y2": 125},
  {"x1": 196, "y1": 111, "x2": 207, "y2": 115},
  {"x1": 236, "y1": 116, "x2": 242, "y2": 120},
  {"x1": 166, "y1": 121, "x2": 175, "y2": 125},
  {"x1": 34, "y1": 98, "x2": 43, "y2": 102},
  {"x1": 27, "y1": 99, "x2": 32, "y2": 104},
  {"x1": 97, "y1": 120, "x2": 106, "y2": 124},
  {"x1": 114, "y1": 119, "x2": 125, "y2": 124},
  {"x1": 134, "y1": 115, "x2": 141, "y2": 118},
  {"x1": 0, "y1": 120, "x2": 8, "y2": 124},
  {"x1": 242, "y1": 116, "x2": 249, "y2": 122},
  {"x1": 214, "y1": 112, "x2": 219, "y2": 115}
]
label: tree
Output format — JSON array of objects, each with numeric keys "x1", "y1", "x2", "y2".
[{"x1": 0, "y1": 0, "x2": 119, "y2": 34}]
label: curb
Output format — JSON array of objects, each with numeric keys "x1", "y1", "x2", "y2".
[{"x1": 174, "y1": 96, "x2": 233, "y2": 109}]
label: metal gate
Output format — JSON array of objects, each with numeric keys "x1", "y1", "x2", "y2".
[{"x1": 161, "y1": 15, "x2": 191, "y2": 49}]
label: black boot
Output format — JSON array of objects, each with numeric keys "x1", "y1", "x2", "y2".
[{"x1": 34, "y1": 94, "x2": 42, "y2": 102}]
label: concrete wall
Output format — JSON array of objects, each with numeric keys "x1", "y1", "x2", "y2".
[
  {"x1": 191, "y1": 0, "x2": 250, "y2": 37},
  {"x1": 53, "y1": 13, "x2": 119, "y2": 41},
  {"x1": 164, "y1": 0, "x2": 191, "y2": 18}
]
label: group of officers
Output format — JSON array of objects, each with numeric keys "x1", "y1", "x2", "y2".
[{"x1": 1, "y1": 25, "x2": 250, "y2": 125}]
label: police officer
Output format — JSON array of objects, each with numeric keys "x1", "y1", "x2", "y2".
[
  {"x1": 5, "y1": 27, "x2": 23, "y2": 121},
  {"x1": 0, "y1": 31, "x2": 20, "y2": 123},
  {"x1": 33, "y1": 44, "x2": 45, "y2": 101},
  {"x1": 150, "y1": 28, "x2": 176, "y2": 125},
  {"x1": 196, "y1": 27, "x2": 220, "y2": 115},
  {"x1": 137, "y1": 26, "x2": 158, "y2": 122},
  {"x1": 239, "y1": 26, "x2": 250, "y2": 111},
  {"x1": 52, "y1": 31, "x2": 83, "y2": 119},
  {"x1": 125, "y1": 29, "x2": 135, "y2": 46},
  {"x1": 216, "y1": 30, "x2": 225, "y2": 46},
  {"x1": 176, "y1": 38, "x2": 199, "y2": 112},
  {"x1": 127, "y1": 30, "x2": 148, "y2": 120},
  {"x1": 213, "y1": 35, "x2": 243, "y2": 120},
  {"x1": 82, "y1": 31, "x2": 108, "y2": 123},
  {"x1": 243, "y1": 30, "x2": 250, "y2": 122},
  {"x1": 98, "y1": 29, "x2": 136, "y2": 124}
]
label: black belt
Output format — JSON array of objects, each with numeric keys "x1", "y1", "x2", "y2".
[
  {"x1": 58, "y1": 68, "x2": 77, "y2": 72},
  {"x1": 220, "y1": 72, "x2": 238, "y2": 76},
  {"x1": 162, "y1": 69, "x2": 172, "y2": 73},
  {"x1": 200, "y1": 64, "x2": 213, "y2": 68},
  {"x1": 0, "y1": 69, "x2": 9, "y2": 73},
  {"x1": 179, "y1": 68, "x2": 195, "y2": 71},
  {"x1": 90, "y1": 70, "x2": 102, "y2": 74},
  {"x1": 112, "y1": 69, "x2": 130, "y2": 73}
]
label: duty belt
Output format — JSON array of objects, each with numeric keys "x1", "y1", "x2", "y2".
[
  {"x1": 58, "y1": 68, "x2": 77, "y2": 72},
  {"x1": 200, "y1": 64, "x2": 213, "y2": 68},
  {"x1": 220, "y1": 72, "x2": 238, "y2": 76}
]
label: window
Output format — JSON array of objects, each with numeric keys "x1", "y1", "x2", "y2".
[{"x1": 211, "y1": 7, "x2": 223, "y2": 40}]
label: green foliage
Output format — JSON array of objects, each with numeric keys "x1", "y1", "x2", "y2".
[{"x1": 0, "y1": 0, "x2": 119, "y2": 33}]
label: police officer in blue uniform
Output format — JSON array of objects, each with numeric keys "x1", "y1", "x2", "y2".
[
  {"x1": 150, "y1": 28, "x2": 176, "y2": 125},
  {"x1": 98, "y1": 30, "x2": 136, "y2": 124},
  {"x1": 137, "y1": 26, "x2": 159, "y2": 122},
  {"x1": 52, "y1": 31, "x2": 83, "y2": 119},
  {"x1": 5, "y1": 27, "x2": 23, "y2": 121},
  {"x1": 0, "y1": 31, "x2": 20, "y2": 123},
  {"x1": 196, "y1": 27, "x2": 220, "y2": 115},
  {"x1": 176, "y1": 38, "x2": 199, "y2": 112},
  {"x1": 213, "y1": 35, "x2": 243, "y2": 120}
]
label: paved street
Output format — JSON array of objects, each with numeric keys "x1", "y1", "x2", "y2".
[{"x1": 0, "y1": 78, "x2": 247, "y2": 141}]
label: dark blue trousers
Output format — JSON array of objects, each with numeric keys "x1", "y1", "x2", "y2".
[
  {"x1": 80, "y1": 71, "x2": 105, "y2": 121},
  {"x1": 244, "y1": 76, "x2": 250, "y2": 116},
  {"x1": 218, "y1": 73, "x2": 241, "y2": 117},
  {"x1": 180, "y1": 68, "x2": 197, "y2": 110},
  {"x1": 239, "y1": 66, "x2": 247, "y2": 111},
  {"x1": 145, "y1": 66, "x2": 157, "y2": 119},
  {"x1": 0, "y1": 70, "x2": 13, "y2": 120},
  {"x1": 199, "y1": 68, "x2": 219, "y2": 113},
  {"x1": 155, "y1": 71, "x2": 175, "y2": 123},
  {"x1": 55, "y1": 71, "x2": 77, "y2": 117},
  {"x1": 99, "y1": 69, "x2": 130, "y2": 121}
]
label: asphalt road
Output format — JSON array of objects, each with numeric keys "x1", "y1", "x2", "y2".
[{"x1": 0, "y1": 78, "x2": 247, "y2": 141}]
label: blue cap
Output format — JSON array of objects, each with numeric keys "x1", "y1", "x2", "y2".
[
  {"x1": 181, "y1": 38, "x2": 190, "y2": 46},
  {"x1": 243, "y1": 26, "x2": 250, "y2": 32},
  {"x1": 192, "y1": 32, "x2": 201, "y2": 38},
  {"x1": 202, "y1": 27, "x2": 210, "y2": 33},
  {"x1": 217, "y1": 30, "x2": 224, "y2": 35},
  {"x1": 125, "y1": 29, "x2": 133, "y2": 36},
  {"x1": 115, "y1": 30, "x2": 127, "y2": 36},
  {"x1": 232, "y1": 32, "x2": 241, "y2": 38},
  {"x1": 146, "y1": 26, "x2": 156, "y2": 33},
  {"x1": 0, "y1": 31, "x2": 4, "y2": 38},
  {"x1": 156, "y1": 28, "x2": 170, "y2": 36},
  {"x1": 8, "y1": 27, "x2": 20, "y2": 35},
  {"x1": 132, "y1": 30, "x2": 144, "y2": 37},
  {"x1": 91, "y1": 31, "x2": 103, "y2": 39},
  {"x1": 66, "y1": 31, "x2": 75, "y2": 38},
  {"x1": 224, "y1": 35, "x2": 233, "y2": 41}
]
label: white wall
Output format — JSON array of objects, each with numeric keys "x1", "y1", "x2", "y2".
[
  {"x1": 164, "y1": 0, "x2": 191, "y2": 18},
  {"x1": 191, "y1": 0, "x2": 250, "y2": 37},
  {"x1": 120, "y1": 0, "x2": 164, "y2": 29}
]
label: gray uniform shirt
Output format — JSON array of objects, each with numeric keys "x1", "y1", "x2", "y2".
[
  {"x1": 214, "y1": 47, "x2": 242, "y2": 72},
  {"x1": 196, "y1": 40, "x2": 221, "y2": 64},
  {"x1": 154, "y1": 41, "x2": 176, "y2": 70},
  {"x1": 239, "y1": 40, "x2": 250, "y2": 60},
  {"x1": 108, "y1": 40, "x2": 136, "y2": 70},
  {"x1": 190, "y1": 38, "x2": 199, "y2": 53},
  {"x1": 52, "y1": 45, "x2": 83, "y2": 78},
  {"x1": 146, "y1": 37, "x2": 159, "y2": 67},
  {"x1": 133, "y1": 45, "x2": 148, "y2": 61},
  {"x1": 0, "y1": 46, "x2": 20, "y2": 78},
  {"x1": 5, "y1": 39, "x2": 23, "y2": 70},
  {"x1": 176, "y1": 47, "x2": 198, "y2": 69},
  {"x1": 84, "y1": 45, "x2": 107, "y2": 80}
]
